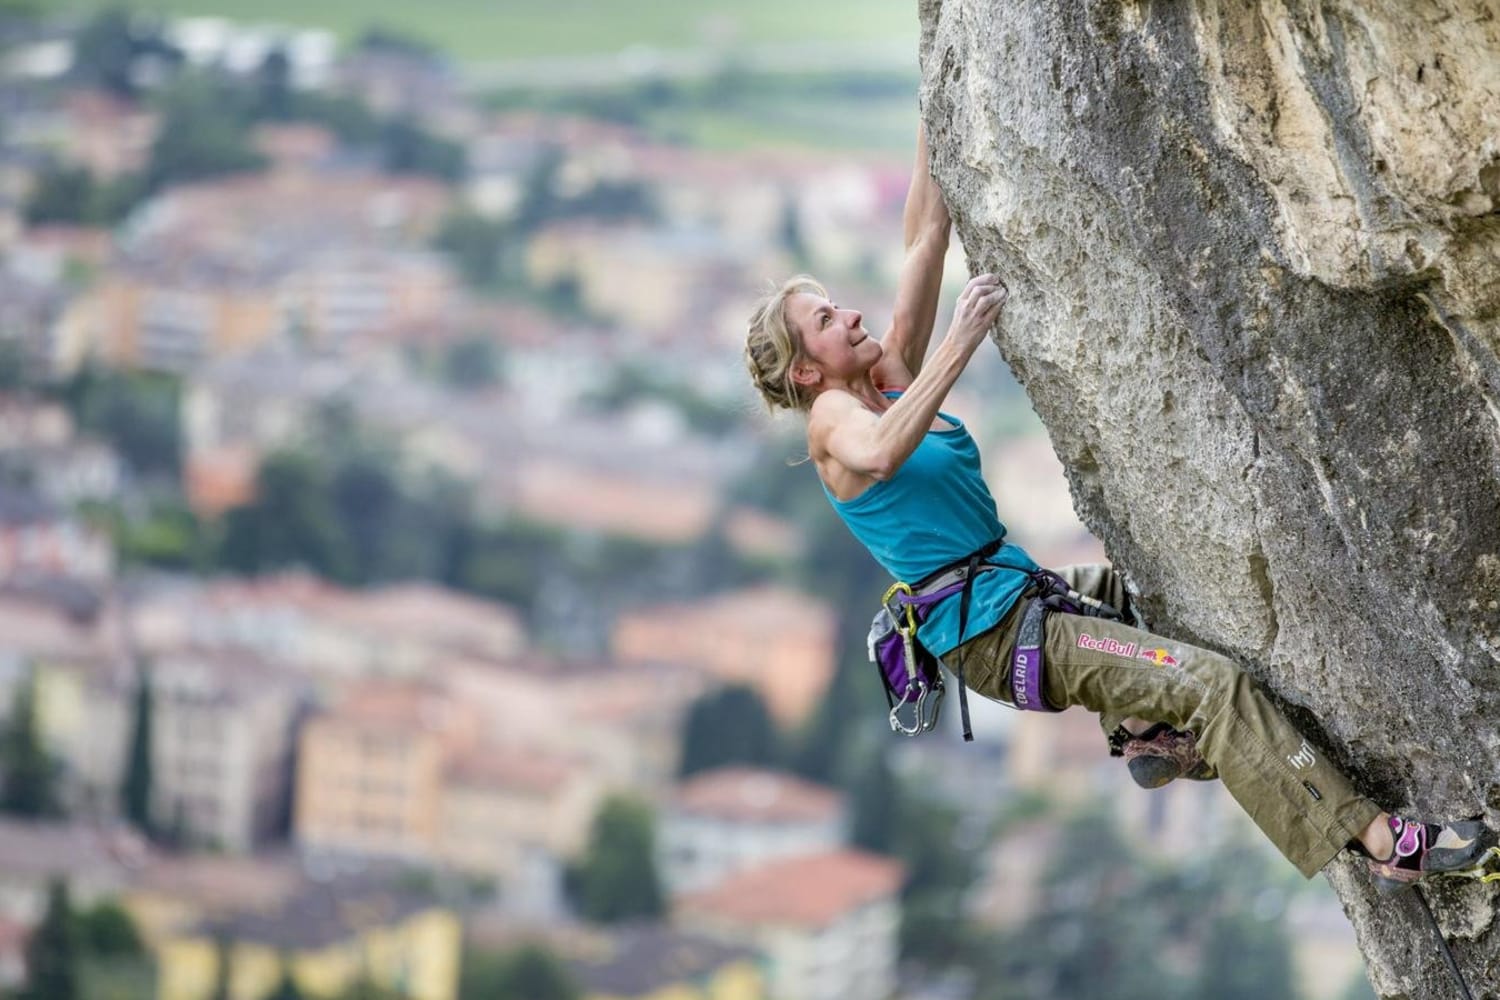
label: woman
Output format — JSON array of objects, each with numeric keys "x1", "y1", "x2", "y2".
[{"x1": 742, "y1": 124, "x2": 1489, "y2": 893}]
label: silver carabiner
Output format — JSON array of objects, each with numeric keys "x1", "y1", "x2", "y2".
[{"x1": 888, "y1": 679, "x2": 926, "y2": 736}]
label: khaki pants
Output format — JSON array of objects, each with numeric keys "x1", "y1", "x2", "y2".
[{"x1": 951, "y1": 564, "x2": 1380, "y2": 877}]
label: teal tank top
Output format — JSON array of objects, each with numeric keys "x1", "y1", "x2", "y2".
[{"x1": 822, "y1": 394, "x2": 1038, "y2": 657}]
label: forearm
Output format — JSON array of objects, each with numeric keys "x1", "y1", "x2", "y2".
[
  {"x1": 835, "y1": 331, "x2": 981, "y2": 479},
  {"x1": 902, "y1": 123, "x2": 951, "y2": 249},
  {"x1": 886, "y1": 123, "x2": 952, "y2": 375}
]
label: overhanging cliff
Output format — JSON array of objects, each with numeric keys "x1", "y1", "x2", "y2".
[{"x1": 916, "y1": 0, "x2": 1500, "y2": 994}]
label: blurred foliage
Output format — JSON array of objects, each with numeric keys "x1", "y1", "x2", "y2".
[
  {"x1": 71, "y1": 7, "x2": 182, "y2": 98},
  {"x1": 565, "y1": 796, "x2": 665, "y2": 924},
  {"x1": 460, "y1": 944, "x2": 580, "y2": 1000},
  {"x1": 581, "y1": 363, "x2": 739, "y2": 437},
  {"x1": 75, "y1": 900, "x2": 144, "y2": 958},
  {"x1": 0, "y1": 672, "x2": 62, "y2": 819},
  {"x1": 264, "y1": 965, "x2": 306, "y2": 1000},
  {"x1": 147, "y1": 74, "x2": 268, "y2": 190},
  {"x1": 968, "y1": 807, "x2": 1307, "y2": 1000},
  {"x1": 23, "y1": 166, "x2": 144, "y2": 227},
  {"x1": 121, "y1": 668, "x2": 153, "y2": 836},
  {"x1": 20, "y1": 880, "x2": 79, "y2": 1000},
  {"x1": 57, "y1": 365, "x2": 181, "y2": 479},
  {"x1": 678, "y1": 684, "x2": 779, "y2": 778},
  {"x1": 484, "y1": 65, "x2": 918, "y2": 128}
]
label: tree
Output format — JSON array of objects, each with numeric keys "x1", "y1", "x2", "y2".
[
  {"x1": 264, "y1": 962, "x2": 305, "y2": 1000},
  {"x1": 70, "y1": 8, "x2": 140, "y2": 96},
  {"x1": 208, "y1": 935, "x2": 231, "y2": 1000},
  {"x1": 0, "y1": 671, "x2": 61, "y2": 818},
  {"x1": 120, "y1": 668, "x2": 153, "y2": 835},
  {"x1": 677, "y1": 684, "x2": 779, "y2": 778},
  {"x1": 254, "y1": 48, "x2": 294, "y2": 121},
  {"x1": 222, "y1": 450, "x2": 348, "y2": 578},
  {"x1": 981, "y1": 809, "x2": 1185, "y2": 1000},
  {"x1": 433, "y1": 210, "x2": 506, "y2": 288},
  {"x1": 493, "y1": 946, "x2": 580, "y2": 1000},
  {"x1": 846, "y1": 742, "x2": 900, "y2": 855},
  {"x1": 566, "y1": 796, "x2": 664, "y2": 923},
  {"x1": 59, "y1": 367, "x2": 182, "y2": 478},
  {"x1": 75, "y1": 900, "x2": 144, "y2": 958},
  {"x1": 1193, "y1": 907, "x2": 1301, "y2": 1000},
  {"x1": 146, "y1": 77, "x2": 266, "y2": 192},
  {"x1": 461, "y1": 945, "x2": 581, "y2": 1000},
  {"x1": 21, "y1": 879, "x2": 79, "y2": 1000}
]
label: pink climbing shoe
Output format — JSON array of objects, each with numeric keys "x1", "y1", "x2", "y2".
[{"x1": 1366, "y1": 814, "x2": 1491, "y2": 894}]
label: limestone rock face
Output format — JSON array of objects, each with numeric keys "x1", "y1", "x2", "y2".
[{"x1": 917, "y1": 0, "x2": 1500, "y2": 993}]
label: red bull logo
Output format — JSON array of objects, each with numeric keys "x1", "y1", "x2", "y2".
[{"x1": 1138, "y1": 647, "x2": 1179, "y2": 667}]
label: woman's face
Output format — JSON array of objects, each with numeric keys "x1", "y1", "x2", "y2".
[{"x1": 787, "y1": 292, "x2": 880, "y2": 385}]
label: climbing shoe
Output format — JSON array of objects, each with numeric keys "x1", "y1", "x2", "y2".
[
  {"x1": 1119, "y1": 723, "x2": 1217, "y2": 789},
  {"x1": 1366, "y1": 815, "x2": 1491, "y2": 895}
]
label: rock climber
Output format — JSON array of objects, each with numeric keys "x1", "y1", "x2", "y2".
[{"x1": 741, "y1": 122, "x2": 1491, "y2": 893}]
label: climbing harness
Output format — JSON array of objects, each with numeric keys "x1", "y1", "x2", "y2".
[
  {"x1": 1409, "y1": 847, "x2": 1500, "y2": 1000},
  {"x1": 868, "y1": 545, "x2": 1126, "y2": 740},
  {"x1": 869, "y1": 539, "x2": 1005, "y2": 740}
]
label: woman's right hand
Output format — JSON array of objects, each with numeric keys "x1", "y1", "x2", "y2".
[{"x1": 948, "y1": 273, "x2": 1009, "y2": 348}]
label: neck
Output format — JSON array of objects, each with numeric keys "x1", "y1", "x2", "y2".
[{"x1": 824, "y1": 373, "x2": 890, "y2": 414}]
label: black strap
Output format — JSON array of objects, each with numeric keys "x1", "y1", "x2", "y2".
[{"x1": 954, "y1": 550, "x2": 981, "y2": 742}]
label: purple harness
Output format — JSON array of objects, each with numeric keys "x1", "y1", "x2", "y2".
[{"x1": 869, "y1": 554, "x2": 1124, "y2": 739}]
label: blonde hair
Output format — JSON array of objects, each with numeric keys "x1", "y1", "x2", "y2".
[{"x1": 743, "y1": 274, "x2": 828, "y2": 413}]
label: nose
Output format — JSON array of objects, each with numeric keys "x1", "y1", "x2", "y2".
[{"x1": 847, "y1": 309, "x2": 862, "y2": 329}]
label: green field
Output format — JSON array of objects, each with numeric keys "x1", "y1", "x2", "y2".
[{"x1": 36, "y1": 0, "x2": 920, "y2": 61}]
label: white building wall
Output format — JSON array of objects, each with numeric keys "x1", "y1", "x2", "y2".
[{"x1": 660, "y1": 811, "x2": 845, "y2": 895}]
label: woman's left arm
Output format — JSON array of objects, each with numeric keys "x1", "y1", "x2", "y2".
[{"x1": 877, "y1": 122, "x2": 952, "y2": 383}]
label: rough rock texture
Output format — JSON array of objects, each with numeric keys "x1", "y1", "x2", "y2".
[{"x1": 916, "y1": 0, "x2": 1500, "y2": 995}]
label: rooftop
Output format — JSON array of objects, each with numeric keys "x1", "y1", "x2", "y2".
[
  {"x1": 675, "y1": 849, "x2": 904, "y2": 930},
  {"x1": 570, "y1": 924, "x2": 759, "y2": 996},
  {"x1": 673, "y1": 767, "x2": 843, "y2": 826},
  {"x1": 0, "y1": 819, "x2": 147, "y2": 883},
  {"x1": 196, "y1": 875, "x2": 440, "y2": 950}
]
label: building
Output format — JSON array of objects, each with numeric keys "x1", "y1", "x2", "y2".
[
  {"x1": 294, "y1": 680, "x2": 481, "y2": 862},
  {"x1": 57, "y1": 89, "x2": 159, "y2": 178},
  {"x1": 661, "y1": 767, "x2": 845, "y2": 895},
  {"x1": 0, "y1": 487, "x2": 112, "y2": 584},
  {"x1": 144, "y1": 650, "x2": 309, "y2": 853},
  {"x1": 437, "y1": 748, "x2": 602, "y2": 883},
  {"x1": 675, "y1": 849, "x2": 904, "y2": 1000},
  {"x1": 524, "y1": 222, "x2": 751, "y2": 343},
  {"x1": 127, "y1": 572, "x2": 526, "y2": 683},
  {"x1": 0, "y1": 818, "x2": 147, "y2": 925},
  {"x1": 153, "y1": 875, "x2": 460, "y2": 1000},
  {"x1": 570, "y1": 925, "x2": 765, "y2": 1000},
  {"x1": 87, "y1": 169, "x2": 455, "y2": 371},
  {"x1": 611, "y1": 587, "x2": 837, "y2": 726}
]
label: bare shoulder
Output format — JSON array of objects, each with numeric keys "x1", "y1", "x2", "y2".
[{"x1": 806, "y1": 389, "x2": 861, "y2": 453}]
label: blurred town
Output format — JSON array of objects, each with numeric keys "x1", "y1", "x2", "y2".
[{"x1": 0, "y1": 7, "x2": 1372, "y2": 1000}]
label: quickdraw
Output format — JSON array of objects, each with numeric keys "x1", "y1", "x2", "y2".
[{"x1": 881, "y1": 580, "x2": 943, "y2": 736}]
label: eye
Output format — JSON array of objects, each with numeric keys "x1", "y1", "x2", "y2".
[{"x1": 820, "y1": 312, "x2": 832, "y2": 328}]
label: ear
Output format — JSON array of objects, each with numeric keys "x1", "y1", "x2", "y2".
[{"x1": 789, "y1": 363, "x2": 821, "y2": 389}]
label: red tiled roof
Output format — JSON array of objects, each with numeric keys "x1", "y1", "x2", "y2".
[
  {"x1": 674, "y1": 767, "x2": 842, "y2": 825},
  {"x1": 676, "y1": 850, "x2": 904, "y2": 929}
]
